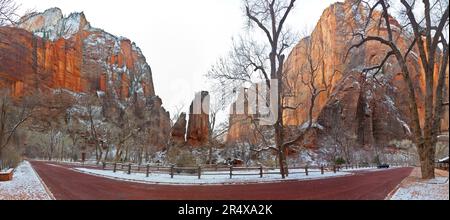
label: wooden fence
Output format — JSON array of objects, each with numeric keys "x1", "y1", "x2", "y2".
[
  {"x1": 435, "y1": 162, "x2": 449, "y2": 171},
  {"x1": 95, "y1": 162, "x2": 397, "y2": 179}
]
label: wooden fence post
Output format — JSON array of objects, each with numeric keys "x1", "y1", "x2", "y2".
[
  {"x1": 333, "y1": 165, "x2": 336, "y2": 173},
  {"x1": 321, "y1": 166, "x2": 324, "y2": 175},
  {"x1": 128, "y1": 164, "x2": 131, "y2": 175},
  {"x1": 146, "y1": 164, "x2": 150, "y2": 177},
  {"x1": 113, "y1": 163, "x2": 117, "y2": 173},
  {"x1": 229, "y1": 166, "x2": 233, "y2": 179},
  {"x1": 198, "y1": 166, "x2": 202, "y2": 179},
  {"x1": 260, "y1": 165, "x2": 263, "y2": 178},
  {"x1": 170, "y1": 165, "x2": 174, "y2": 179},
  {"x1": 305, "y1": 166, "x2": 309, "y2": 176}
]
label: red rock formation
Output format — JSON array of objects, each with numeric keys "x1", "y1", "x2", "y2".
[
  {"x1": 170, "y1": 112, "x2": 187, "y2": 146},
  {"x1": 0, "y1": 8, "x2": 155, "y2": 98},
  {"x1": 285, "y1": 0, "x2": 448, "y2": 147},
  {"x1": 0, "y1": 8, "x2": 169, "y2": 150},
  {"x1": 228, "y1": 0, "x2": 449, "y2": 149},
  {"x1": 186, "y1": 91, "x2": 210, "y2": 147},
  {"x1": 227, "y1": 88, "x2": 258, "y2": 145},
  {"x1": 146, "y1": 96, "x2": 171, "y2": 149},
  {"x1": 289, "y1": 0, "x2": 449, "y2": 149}
]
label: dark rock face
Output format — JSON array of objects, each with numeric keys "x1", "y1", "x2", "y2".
[
  {"x1": 186, "y1": 91, "x2": 210, "y2": 147},
  {"x1": 170, "y1": 112, "x2": 187, "y2": 146},
  {"x1": 315, "y1": 72, "x2": 412, "y2": 149},
  {"x1": 146, "y1": 96, "x2": 171, "y2": 150}
]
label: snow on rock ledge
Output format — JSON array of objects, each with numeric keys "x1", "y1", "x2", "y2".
[{"x1": 18, "y1": 8, "x2": 91, "y2": 41}]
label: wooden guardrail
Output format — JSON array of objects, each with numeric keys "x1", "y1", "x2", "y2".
[
  {"x1": 435, "y1": 162, "x2": 449, "y2": 171},
  {"x1": 95, "y1": 162, "x2": 399, "y2": 179}
]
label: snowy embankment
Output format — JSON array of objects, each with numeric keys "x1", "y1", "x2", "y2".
[
  {"x1": 390, "y1": 168, "x2": 449, "y2": 200},
  {"x1": 75, "y1": 167, "x2": 355, "y2": 185},
  {"x1": 0, "y1": 161, "x2": 52, "y2": 200}
]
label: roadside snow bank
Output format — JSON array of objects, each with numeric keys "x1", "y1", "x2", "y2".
[
  {"x1": 75, "y1": 168, "x2": 352, "y2": 185},
  {"x1": 390, "y1": 168, "x2": 449, "y2": 200},
  {"x1": 0, "y1": 161, "x2": 52, "y2": 200}
]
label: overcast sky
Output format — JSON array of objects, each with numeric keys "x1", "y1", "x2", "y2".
[{"x1": 16, "y1": 0, "x2": 342, "y2": 116}]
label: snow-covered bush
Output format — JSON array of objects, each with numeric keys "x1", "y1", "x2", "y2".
[{"x1": 166, "y1": 147, "x2": 197, "y2": 167}]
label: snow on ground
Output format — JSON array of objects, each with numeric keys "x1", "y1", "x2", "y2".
[
  {"x1": 0, "y1": 161, "x2": 52, "y2": 200},
  {"x1": 391, "y1": 168, "x2": 449, "y2": 200},
  {"x1": 341, "y1": 166, "x2": 404, "y2": 172},
  {"x1": 75, "y1": 167, "x2": 357, "y2": 185}
]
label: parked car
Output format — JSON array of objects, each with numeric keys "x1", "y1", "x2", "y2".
[{"x1": 377, "y1": 164, "x2": 390, "y2": 169}]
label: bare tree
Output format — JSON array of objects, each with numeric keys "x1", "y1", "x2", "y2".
[
  {"x1": 348, "y1": 0, "x2": 449, "y2": 179},
  {"x1": 205, "y1": 91, "x2": 230, "y2": 164},
  {"x1": 207, "y1": 0, "x2": 297, "y2": 178},
  {"x1": 0, "y1": 0, "x2": 18, "y2": 26},
  {"x1": 29, "y1": 90, "x2": 75, "y2": 161},
  {"x1": 296, "y1": 36, "x2": 336, "y2": 129},
  {"x1": 0, "y1": 91, "x2": 36, "y2": 160}
]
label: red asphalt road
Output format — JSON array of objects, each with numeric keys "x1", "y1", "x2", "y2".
[{"x1": 30, "y1": 161, "x2": 413, "y2": 200}]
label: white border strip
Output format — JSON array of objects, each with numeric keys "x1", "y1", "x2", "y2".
[{"x1": 28, "y1": 161, "x2": 56, "y2": 200}]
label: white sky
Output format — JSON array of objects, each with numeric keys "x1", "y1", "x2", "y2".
[{"x1": 15, "y1": 0, "x2": 342, "y2": 116}]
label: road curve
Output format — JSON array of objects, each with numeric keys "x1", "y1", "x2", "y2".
[{"x1": 30, "y1": 161, "x2": 413, "y2": 200}]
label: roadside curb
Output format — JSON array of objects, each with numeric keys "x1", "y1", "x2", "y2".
[
  {"x1": 28, "y1": 161, "x2": 56, "y2": 200},
  {"x1": 385, "y1": 182, "x2": 402, "y2": 200},
  {"x1": 384, "y1": 167, "x2": 414, "y2": 200}
]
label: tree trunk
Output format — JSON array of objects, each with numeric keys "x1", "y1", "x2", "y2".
[
  {"x1": 417, "y1": 142, "x2": 436, "y2": 179},
  {"x1": 138, "y1": 146, "x2": 143, "y2": 165},
  {"x1": 124, "y1": 145, "x2": 130, "y2": 162},
  {"x1": 48, "y1": 147, "x2": 53, "y2": 161},
  {"x1": 104, "y1": 147, "x2": 109, "y2": 162},
  {"x1": 60, "y1": 143, "x2": 64, "y2": 161},
  {"x1": 95, "y1": 144, "x2": 99, "y2": 162},
  {"x1": 114, "y1": 147, "x2": 122, "y2": 162},
  {"x1": 275, "y1": 124, "x2": 288, "y2": 178},
  {"x1": 98, "y1": 150, "x2": 103, "y2": 164},
  {"x1": 209, "y1": 145, "x2": 213, "y2": 165}
]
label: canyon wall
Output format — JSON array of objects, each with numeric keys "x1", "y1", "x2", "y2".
[
  {"x1": 227, "y1": 0, "x2": 449, "y2": 149},
  {"x1": 0, "y1": 8, "x2": 170, "y2": 149}
]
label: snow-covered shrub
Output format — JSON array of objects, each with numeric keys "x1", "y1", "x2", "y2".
[{"x1": 166, "y1": 147, "x2": 197, "y2": 167}]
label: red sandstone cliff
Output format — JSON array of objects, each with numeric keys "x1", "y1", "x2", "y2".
[
  {"x1": 0, "y1": 8, "x2": 170, "y2": 149},
  {"x1": 227, "y1": 0, "x2": 449, "y2": 149},
  {"x1": 1, "y1": 8, "x2": 154, "y2": 98},
  {"x1": 186, "y1": 91, "x2": 210, "y2": 147}
]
